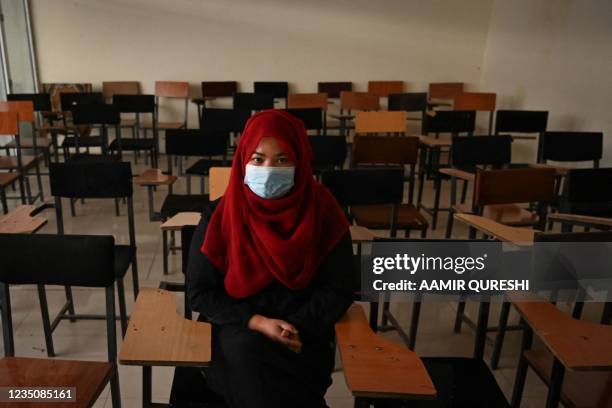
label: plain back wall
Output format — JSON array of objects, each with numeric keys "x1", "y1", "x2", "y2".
[{"x1": 30, "y1": 0, "x2": 493, "y2": 128}]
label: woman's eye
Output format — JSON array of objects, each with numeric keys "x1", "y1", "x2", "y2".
[
  {"x1": 277, "y1": 157, "x2": 288, "y2": 164},
  {"x1": 251, "y1": 157, "x2": 263, "y2": 164}
]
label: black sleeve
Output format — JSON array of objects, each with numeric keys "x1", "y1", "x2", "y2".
[
  {"x1": 285, "y1": 232, "x2": 355, "y2": 339},
  {"x1": 186, "y1": 206, "x2": 255, "y2": 327}
]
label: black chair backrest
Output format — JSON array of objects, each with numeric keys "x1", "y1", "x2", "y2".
[
  {"x1": 495, "y1": 110, "x2": 548, "y2": 134},
  {"x1": 566, "y1": 168, "x2": 612, "y2": 203},
  {"x1": 539, "y1": 131, "x2": 603, "y2": 163},
  {"x1": 7, "y1": 93, "x2": 52, "y2": 112},
  {"x1": 166, "y1": 129, "x2": 229, "y2": 157},
  {"x1": 112, "y1": 94, "x2": 155, "y2": 113},
  {"x1": 253, "y1": 82, "x2": 289, "y2": 99},
  {"x1": 308, "y1": 136, "x2": 346, "y2": 169},
  {"x1": 423, "y1": 110, "x2": 476, "y2": 134},
  {"x1": 72, "y1": 104, "x2": 120, "y2": 125},
  {"x1": 199, "y1": 108, "x2": 251, "y2": 132},
  {"x1": 388, "y1": 93, "x2": 428, "y2": 112},
  {"x1": 50, "y1": 160, "x2": 133, "y2": 199},
  {"x1": 284, "y1": 108, "x2": 323, "y2": 130},
  {"x1": 317, "y1": 82, "x2": 352, "y2": 98},
  {"x1": 60, "y1": 92, "x2": 104, "y2": 112},
  {"x1": 321, "y1": 168, "x2": 404, "y2": 206},
  {"x1": 451, "y1": 135, "x2": 512, "y2": 167},
  {"x1": 201, "y1": 81, "x2": 238, "y2": 98},
  {"x1": 233, "y1": 92, "x2": 275, "y2": 111},
  {"x1": 0, "y1": 233, "x2": 115, "y2": 287}
]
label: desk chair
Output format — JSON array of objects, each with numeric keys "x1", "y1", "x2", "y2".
[
  {"x1": 549, "y1": 168, "x2": 612, "y2": 233},
  {"x1": 451, "y1": 168, "x2": 556, "y2": 335},
  {"x1": 492, "y1": 230, "x2": 612, "y2": 373},
  {"x1": 435, "y1": 135, "x2": 513, "y2": 235},
  {"x1": 367, "y1": 80, "x2": 404, "y2": 99},
  {"x1": 494, "y1": 110, "x2": 548, "y2": 140},
  {"x1": 0, "y1": 233, "x2": 122, "y2": 407},
  {"x1": 454, "y1": 92, "x2": 497, "y2": 134},
  {"x1": 417, "y1": 110, "x2": 476, "y2": 215},
  {"x1": 192, "y1": 81, "x2": 239, "y2": 117},
  {"x1": 0, "y1": 103, "x2": 44, "y2": 205},
  {"x1": 42, "y1": 82, "x2": 92, "y2": 123},
  {"x1": 427, "y1": 82, "x2": 464, "y2": 107},
  {"x1": 254, "y1": 81, "x2": 289, "y2": 108},
  {"x1": 59, "y1": 92, "x2": 105, "y2": 158},
  {"x1": 145, "y1": 81, "x2": 189, "y2": 132},
  {"x1": 317, "y1": 81, "x2": 352, "y2": 99},
  {"x1": 389, "y1": 92, "x2": 428, "y2": 132},
  {"x1": 284, "y1": 108, "x2": 324, "y2": 135},
  {"x1": 538, "y1": 131, "x2": 603, "y2": 167},
  {"x1": 287, "y1": 93, "x2": 328, "y2": 133},
  {"x1": 112, "y1": 94, "x2": 158, "y2": 167},
  {"x1": 68, "y1": 104, "x2": 120, "y2": 159},
  {"x1": 308, "y1": 135, "x2": 346, "y2": 176},
  {"x1": 199, "y1": 107, "x2": 251, "y2": 150},
  {"x1": 182, "y1": 129, "x2": 231, "y2": 194},
  {"x1": 350, "y1": 134, "x2": 428, "y2": 237},
  {"x1": 102, "y1": 82, "x2": 141, "y2": 155},
  {"x1": 7, "y1": 93, "x2": 54, "y2": 165},
  {"x1": 46, "y1": 159, "x2": 137, "y2": 349},
  {"x1": 233, "y1": 92, "x2": 275, "y2": 112},
  {"x1": 332, "y1": 91, "x2": 380, "y2": 138}
]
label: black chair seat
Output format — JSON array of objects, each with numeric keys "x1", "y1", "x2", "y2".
[
  {"x1": 160, "y1": 194, "x2": 209, "y2": 219},
  {"x1": 61, "y1": 136, "x2": 104, "y2": 147},
  {"x1": 109, "y1": 138, "x2": 155, "y2": 151},
  {"x1": 114, "y1": 245, "x2": 134, "y2": 278},
  {"x1": 186, "y1": 159, "x2": 230, "y2": 176},
  {"x1": 387, "y1": 358, "x2": 509, "y2": 408}
]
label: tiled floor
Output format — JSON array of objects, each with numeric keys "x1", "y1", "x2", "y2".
[{"x1": 1, "y1": 151, "x2": 601, "y2": 408}]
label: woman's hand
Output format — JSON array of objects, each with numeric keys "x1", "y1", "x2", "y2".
[{"x1": 248, "y1": 314, "x2": 303, "y2": 353}]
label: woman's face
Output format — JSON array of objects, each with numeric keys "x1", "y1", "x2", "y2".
[{"x1": 248, "y1": 137, "x2": 295, "y2": 168}]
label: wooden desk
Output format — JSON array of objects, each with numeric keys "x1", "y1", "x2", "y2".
[
  {"x1": 0, "y1": 205, "x2": 47, "y2": 234},
  {"x1": 160, "y1": 212, "x2": 201, "y2": 231},
  {"x1": 0, "y1": 357, "x2": 112, "y2": 408},
  {"x1": 134, "y1": 169, "x2": 178, "y2": 221},
  {"x1": 454, "y1": 213, "x2": 536, "y2": 246},
  {"x1": 349, "y1": 225, "x2": 377, "y2": 242},
  {"x1": 548, "y1": 213, "x2": 612, "y2": 230},
  {"x1": 119, "y1": 288, "x2": 211, "y2": 407},
  {"x1": 336, "y1": 304, "x2": 436, "y2": 400}
]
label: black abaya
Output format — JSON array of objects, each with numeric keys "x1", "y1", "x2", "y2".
[{"x1": 185, "y1": 200, "x2": 355, "y2": 408}]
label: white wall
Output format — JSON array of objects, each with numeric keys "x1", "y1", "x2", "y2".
[
  {"x1": 480, "y1": 0, "x2": 612, "y2": 164},
  {"x1": 30, "y1": 0, "x2": 494, "y2": 126}
]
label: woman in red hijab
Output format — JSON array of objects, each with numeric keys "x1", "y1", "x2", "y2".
[{"x1": 185, "y1": 110, "x2": 354, "y2": 408}]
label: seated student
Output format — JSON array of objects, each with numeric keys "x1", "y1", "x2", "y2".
[{"x1": 186, "y1": 109, "x2": 355, "y2": 408}]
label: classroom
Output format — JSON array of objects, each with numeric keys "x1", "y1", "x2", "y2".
[{"x1": 0, "y1": 1, "x2": 611, "y2": 407}]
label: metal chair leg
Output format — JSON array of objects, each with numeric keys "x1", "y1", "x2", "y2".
[
  {"x1": 511, "y1": 320, "x2": 533, "y2": 408},
  {"x1": 163, "y1": 230, "x2": 169, "y2": 275},
  {"x1": 454, "y1": 300, "x2": 466, "y2": 333},
  {"x1": 0, "y1": 283, "x2": 15, "y2": 357},
  {"x1": 491, "y1": 301, "x2": 511, "y2": 369},
  {"x1": 64, "y1": 286, "x2": 76, "y2": 322},
  {"x1": 37, "y1": 285, "x2": 56, "y2": 357},
  {"x1": 432, "y1": 176, "x2": 442, "y2": 229},
  {"x1": 116, "y1": 279, "x2": 128, "y2": 337},
  {"x1": 409, "y1": 296, "x2": 422, "y2": 350}
]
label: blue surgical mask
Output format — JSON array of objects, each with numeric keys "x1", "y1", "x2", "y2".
[{"x1": 244, "y1": 164, "x2": 296, "y2": 199}]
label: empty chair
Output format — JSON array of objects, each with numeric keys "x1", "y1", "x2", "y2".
[
  {"x1": 0, "y1": 233, "x2": 122, "y2": 407},
  {"x1": 199, "y1": 107, "x2": 251, "y2": 135},
  {"x1": 428, "y1": 82, "x2": 464, "y2": 105},
  {"x1": 7, "y1": 93, "x2": 55, "y2": 164},
  {"x1": 454, "y1": 92, "x2": 497, "y2": 134},
  {"x1": 332, "y1": 91, "x2": 380, "y2": 138},
  {"x1": 0, "y1": 103, "x2": 44, "y2": 205},
  {"x1": 201, "y1": 81, "x2": 238, "y2": 99},
  {"x1": 145, "y1": 81, "x2": 189, "y2": 133},
  {"x1": 69, "y1": 104, "x2": 120, "y2": 160},
  {"x1": 317, "y1": 81, "x2": 352, "y2": 99},
  {"x1": 48, "y1": 159, "x2": 137, "y2": 343},
  {"x1": 350, "y1": 135, "x2": 428, "y2": 237},
  {"x1": 253, "y1": 81, "x2": 289, "y2": 107},
  {"x1": 388, "y1": 92, "x2": 428, "y2": 132},
  {"x1": 233, "y1": 92, "x2": 275, "y2": 112},
  {"x1": 538, "y1": 131, "x2": 603, "y2": 166},
  {"x1": 184, "y1": 129, "x2": 231, "y2": 194},
  {"x1": 285, "y1": 108, "x2": 324, "y2": 134},
  {"x1": 367, "y1": 81, "x2": 404, "y2": 98},
  {"x1": 494, "y1": 110, "x2": 548, "y2": 140},
  {"x1": 308, "y1": 135, "x2": 346, "y2": 175},
  {"x1": 112, "y1": 94, "x2": 159, "y2": 166},
  {"x1": 287, "y1": 93, "x2": 328, "y2": 132},
  {"x1": 102, "y1": 81, "x2": 141, "y2": 139},
  {"x1": 431, "y1": 135, "x2": 513, "y2": 232},
  {"x1": 354, "y1": 111, "x2": 407, "y2": 135}
]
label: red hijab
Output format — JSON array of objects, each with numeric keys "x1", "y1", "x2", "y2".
[{"x1": 201, "y1": 109, "x2": 349, "y2": 298}]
